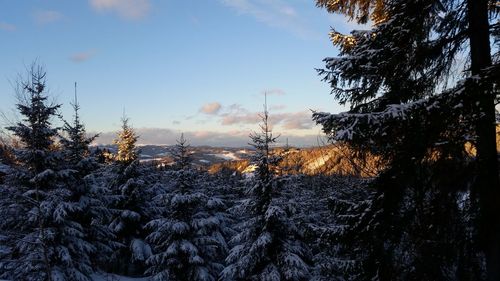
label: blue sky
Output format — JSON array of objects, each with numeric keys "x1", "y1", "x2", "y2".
[{"x1": 0, "y1": 0, "x2": 358, "y2": 146}]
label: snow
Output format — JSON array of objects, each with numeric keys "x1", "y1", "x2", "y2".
[
  {"x1": 242, "y1": 164, "x2": 257, "y2": 174},
  {"x1": 91, "y1": 273, "x2": 150, "y2": 281},
  {"x1": 305, "y1": 154, "x2": 332, "y2": 171},
  {"x1": 139, "y1": 158, "x2": 164, "y2": 163},
  {"x1": 0, "y1": 163, "x2": 10, "y2": 173},
  {"x1": 210, "y1": 151, "x2": 241, "y2": 161},
  {"x1": 0, "y1": 274, "x2": 151, "y2": 281}
]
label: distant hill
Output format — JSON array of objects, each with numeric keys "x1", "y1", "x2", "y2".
[{"x1": 208, "y1": 145, "x2": 384, "y2": 177}]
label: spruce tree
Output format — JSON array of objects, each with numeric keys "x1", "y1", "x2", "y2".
[
  {"x1": 59, "y1": 84, "x2": 115, "y2": 271},
  {"x1": 114, "y1": 115, "x2": 139, "y2": 165},
  {"x1": 0, "y1": 64, "x2": 94, "y2": 281},
  {"x1": 146, "y1": 134, "x2": 228, "y2": 281},
  {"x1": 107, "y1": 117, "x2": 153, "y2": 276},
  {"x1": 312, "y1": 0, "x2": 499, "y2": 279},
  {"x1": 222, "y1": 102, "x2": 311, "y2": 281},
  {"x1": 60, "y1": 83, "x2": 97, "y2": 169}
]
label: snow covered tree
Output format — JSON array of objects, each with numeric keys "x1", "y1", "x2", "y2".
[
  {"x1": 222, "y1": 103, "x2": 312, "y2": 281},
  {"x1": 107, "y1": 160, "x2": 155, "y2": 276},
  {"x1": 312, "y1": 0, "x2": 500, "y2": 279},
  {"x1": 0, "y1": 64, "x2": 94, "y2": 281},
  {"x1": 60, "y1": 83, "x2": 98, "y2": 169},
  {"x1": 59, "y1": 84, "x2": 115, "y2": 270},
  {"x1": 114, "y1": 115, "x2": 138, "y2": 165},
  {"x1": 146, "y1": 134, "x2": 229, "y2": 281}
]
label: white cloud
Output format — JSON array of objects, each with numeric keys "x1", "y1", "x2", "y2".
[
  {"x1": 34, "y1": 10, "x2": 64, "y2": 24},
  {"x1": 69, "y1": 50, "x2": 97, "y2": 63},
  {"x1": 199, "y1": 102, "x2": 222, "y2": 115},
  {"x1": 89, "y1": 0, "x2": 151, "y2": 20},
  {"x1": 0, "y1": 22, "x2": 16, "y2": 31},
  {"x1": 217, "y1": 103, "x2": 315, "y2": 130},
  {"x1": 219, "y1": 0, "x2": 317, "y2": 38},
  {"x1": 221, "y1": 112, "x2": 261, "y2": 125}
]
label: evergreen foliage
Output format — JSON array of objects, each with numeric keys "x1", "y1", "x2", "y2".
[
  {"x1": 114, "y1": 116, "x2": 139, "y2": 165},
  {"x1": 0, "y1": 65, "x2": 94, "y2": 281},
  {"x1": 59, "y1": 87, "x2": 115, "y2": 271},
  {"x1": 312, "y1": 0, "x2": 500, "y2": 279},
  {"x1": 146, "y1": 134, "x2": 229, "y2": 281},
  {"x1": 108, "y1": 157, "x2": 154, "y2": 275},
  {"x1": 222, "y1": 103, "x2": 312, "y2": 281}
]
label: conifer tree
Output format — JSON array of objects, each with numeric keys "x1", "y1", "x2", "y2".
[
  {"x1": 0, "y1": 64, "x2": 94, "y2": 281},
  {"x1": 60, "y1": 83, "x2": 115, "y2": 270},
  {"x1": 222, "y1": 101, "x2": 311, "y2": 281},
  {"x1": 60, "y1": 83, "x2": 97, "y2": 169},
  {"x1": 106, "y1": 117, "x2": 153, "y2": 276},
  {"x1": 114, "y1": 115, "x2": 138, "y2": 165},
  {"x1": 146, "y1": 134, "x2": 228, "y2": 281},
  {"x1": 312, "y1": 0, "x2": 500, "y2": 279}
]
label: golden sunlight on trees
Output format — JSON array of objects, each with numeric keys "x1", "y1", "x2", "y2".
[
  {"x1": 315, "y1": 0, "x2": 387, "y2": 24},
  {"x1": 114, "y1": 116, "x2": 139, "y2": 164}
]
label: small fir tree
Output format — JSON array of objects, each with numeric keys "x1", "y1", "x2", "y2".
[
  {"x1": 146, "y1": 134, "x2": 228, "y2": 281},
  {"x1": 222, "y1": 101, "x2": 312, "y2": 281},
  {"x1": 59, "y1": 84, "x2": 115, "y2": 271},
  {"x1": 114, "y1": 115, "x2": 138, "y2": 165}
]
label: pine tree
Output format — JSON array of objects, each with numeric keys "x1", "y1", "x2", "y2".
[
  {"x1": 107, "y1": 159, "x2": 154, "y2": 276},
  {"x1": 222, "y1": 101, "x2": 311, "y2": 281},
  {"x1": 59, "y1": 84, "x2": 115, "y2": 271},
  {"x1": 114, "y1": 115, "x2": 139, "y2": 165},
  {"x1": 60, "y1": 83, "x2": 98, "y2": 169},
  {"x1": 146, "y1": 134, "x2": 228, "y2": 281},
  {"x1": 0, "y1": 64, "x2": 94, "y2": 281},
  {"x1": 312, "y1": 0, "x2": 499, "y2": 279},
  {"x1": 106, "y1": 120, "x2": 153, "y2": 276}
]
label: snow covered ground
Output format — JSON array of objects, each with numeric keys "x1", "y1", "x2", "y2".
[
  {"x1": 209, "y1": 151, "x2": 241, "y2": 161},
  {"x1": 1, "y1": 274, "x2": 150, "y2": 281},
  {"x1": 91, "y1": 273, "x2": 150, "y2": 281}
]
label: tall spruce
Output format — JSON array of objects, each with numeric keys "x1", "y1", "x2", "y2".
[
  {"x1": 0, "y1": 64, "x2": 94, "y2": 281},
  {"x1": 222, "y1": 99, "x2": 311, "y2": 281},
  {"x1": 107, "y1": 117, "x2": 153, "y2": 276},
  {"x1": 313, "y1": 0, "x2": 499, "y2": 279},
  {"x1": 60, "y1": 83, "x2": 115, "y2": 270},
  {"x1": 60, "y1": 83, "x2": 97, "y2": 168}
]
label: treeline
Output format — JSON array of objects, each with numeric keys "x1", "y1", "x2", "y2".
[
  {"x1": 0, "y1": 65, "x2": 370, "y2": 281},
  {"x1": 1, "y1": 61, "x2": 496, "y2": 281}
]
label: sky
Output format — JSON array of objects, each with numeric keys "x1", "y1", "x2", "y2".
[{"x1": 0, "y1": 0, "x2": 360, "y2": 147}]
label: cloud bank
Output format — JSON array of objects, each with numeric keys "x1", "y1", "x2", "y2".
[{"x1": 92, "y1": 127, "x2": 320, "y2": 147}]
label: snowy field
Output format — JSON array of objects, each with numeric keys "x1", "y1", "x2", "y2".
[
  {"x1": 0, "y1": 275, "x2": 149, "y2": 281},
  {"x1": 91, "y1": 274, "x2": 149, "y2": 281}
]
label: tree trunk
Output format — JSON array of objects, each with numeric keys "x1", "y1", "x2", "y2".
[{"x1": 467, "y1": 0, "x2": 500, "y2": 280}]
